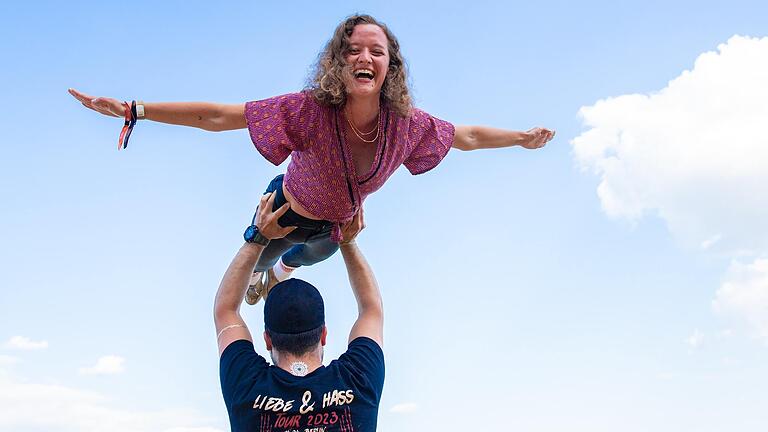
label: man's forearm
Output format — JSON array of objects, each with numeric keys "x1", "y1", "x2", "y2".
[
  {"x1": 144, "y1": 102, "x2": 246, "y2": 132},
  {"x1": 340, "y1": 243, "x2": 382, "y2": 314},
  {"x1": 214, "y1": 243, "x2": 264, "y2": 321},
  {"x1": 453, "y1": 125, "x2": 529, "y2": 151}
]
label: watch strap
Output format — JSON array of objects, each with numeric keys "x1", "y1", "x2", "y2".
[
  {"x1": 244, "y1": 225, "x2": 270, "y2": 246},
  {"x1": 135, "y1": 100, "x2": 145, "y2": 119},
  {"x1": 251, "y1": 230, "x2": 269, "y2": 246}
]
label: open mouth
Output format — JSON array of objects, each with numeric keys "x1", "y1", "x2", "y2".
[{"x1": 353, "y1": 68, "x2": 375, "y2": 81}]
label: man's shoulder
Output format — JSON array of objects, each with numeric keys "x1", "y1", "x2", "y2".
[
  {"x1": 220, "y1": 340, "x2": 269, "y2": 382},
  {"x1": 330, "y1": 337, "x2": 384, "y2": 389},
  {"x1": 348, "y1": 336, "x2": 383, "y2": 353}
]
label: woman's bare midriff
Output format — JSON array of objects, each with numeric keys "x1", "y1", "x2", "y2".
[{"x1": 282, "y1": 182, "x2": 324, "y2": 220}]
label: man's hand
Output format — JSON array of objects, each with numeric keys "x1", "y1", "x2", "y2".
[
  {"x1": 340, "y1": 231, "x2": 383, "y2": 348},
  {"x1": 340, "y1": 207, "x2": 366, "y2": 244},
  {"x1": 256, "y1": 192, "x2": 297, "y2": 239},
  {"x1": 213, "y1": 192, "x2": 295, "y2": 356},
  {"x1": 521, "y1": 127, "x2": 556, "y2": 149}
]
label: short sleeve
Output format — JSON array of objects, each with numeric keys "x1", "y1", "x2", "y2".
[
  {"x1": 244, "y1": 92, "x2": 320, "y2": 166},
  {"x1": 403, "y1": 108, "x2": 455, "y2": 175},
  {"x1": 337, "y1": 337, "x2": 385, "y2": 402},
  {"x1": 219, "y1": 339, "x2": 269, "y2": 406}
]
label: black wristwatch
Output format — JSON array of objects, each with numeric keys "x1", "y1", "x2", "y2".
[{"x1": 243, "y1": 225, "x2": 270, "y2": 246}]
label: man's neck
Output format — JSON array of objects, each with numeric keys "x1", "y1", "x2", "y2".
[{"x1": 272, "y1": 349, "x2": 323, "y2": 376}]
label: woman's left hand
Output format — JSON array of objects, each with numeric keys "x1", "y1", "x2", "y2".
[
  {"x1": 522, "y1": 127, "x2": 556, "y2": 149},
  {"x1": 69, "y1": 88, "x2": 127, "y2": 118}
]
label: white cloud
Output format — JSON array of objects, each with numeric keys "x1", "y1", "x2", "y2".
[
  {"x1": 686, "y1": 330, "x2": 705, "y2": 348},
  {"x1": 78, "y1": 355, "x2": 126, "y2": 375},
  {"x1": 572, "y1": 35, "x2": 768, "y2": 253},
  {"x1": 716, "y1": 328, "x2": 733, "y2": 339},
  {"x1": 390, "y1": 402, "x2": 418, "y2": 414},
  {"x1": 701, "y1": 234, "x2": 722, "y2": 251},
  {"x1": 0, "y1": 362, "x2": 223, "y2": 432},
  {"x1": 713, "y1": 258, "x2": 768, "y2": 341},
  {"x1": 5, "y1": 336, "x2": 48, "y2": 350},
  {"x1": 0, "y1": 356, "x2": 19, "y2": 367},
  {"x1": 656, "y1": 372, "x2": 679, "y2": 381},
  {"x1": 572, "y1": 35, "x2": 768, "y2": 340}
]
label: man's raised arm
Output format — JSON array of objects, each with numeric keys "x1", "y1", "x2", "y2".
[
  {"x1": 339, "y1": 209, "x2": 384, "y2": 348},
  {"x1": 213, "y1": 192, "x2": 296, "y2": 355}
]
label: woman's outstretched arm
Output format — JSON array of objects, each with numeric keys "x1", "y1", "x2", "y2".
[
  {"x1": 68, "y1": 88, "x2": 246, "y2": 132},
  {"x1": 452, "y1": 125, "x2": 555, "y2": 151}
]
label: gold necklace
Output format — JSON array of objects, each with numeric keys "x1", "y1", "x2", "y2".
[
  {"x1": 345, "y1": 105, "x2": 379, "y2": 135},
  {"x1": 349, "y1": 114, "x2": 378, "y2": 135},
  {"x1": 348, "y1": 119, "x2": 379, "y2": 143},
  {"x1": 345, "y1": 108, "x2": 380, "y2": 143}
]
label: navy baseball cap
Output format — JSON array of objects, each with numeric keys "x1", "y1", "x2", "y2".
[{"x1": 264, "y1": 279, "x2": 325, "y2": 334}]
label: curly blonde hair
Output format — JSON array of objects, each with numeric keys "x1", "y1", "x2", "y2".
[{"x1": 308, "y1": 15, "x2": 412, "y2": 117}]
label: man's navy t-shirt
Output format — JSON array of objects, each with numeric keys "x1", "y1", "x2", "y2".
[{"x1": 220, "y1": 337, "x2": 384, "y2": 432}]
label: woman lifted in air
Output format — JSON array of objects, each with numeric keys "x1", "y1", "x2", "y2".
[{"x1": 69, "y1": 14, "x2": 555, "y2": 304}]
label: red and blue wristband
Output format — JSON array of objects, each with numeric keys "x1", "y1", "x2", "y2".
[{"x1": 118, "y1": 100, "x2": 137, "y2": 150}]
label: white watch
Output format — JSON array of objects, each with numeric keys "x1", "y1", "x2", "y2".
[{"x1": 136, "y1": 100, "x2": 145, "y2": 119}]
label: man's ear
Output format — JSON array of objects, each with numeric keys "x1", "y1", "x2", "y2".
[
  {"x1": 320, "y1": 326, "x2": 328, "y2": 346},
  {"x1": 263, "y1": 331, "x2": 273, "y2": 351}
]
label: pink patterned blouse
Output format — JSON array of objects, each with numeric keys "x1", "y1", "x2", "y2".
[{"x1": 245, "y1": 91, "x2": 455, "y2": 240}]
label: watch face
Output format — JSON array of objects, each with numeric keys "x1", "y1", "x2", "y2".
[{"x1": 244, "y1": 225, "x2": 256, "y2": 241}]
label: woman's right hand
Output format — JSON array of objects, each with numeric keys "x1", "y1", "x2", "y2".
[{"x1": 68, "y1": 88, "x2": 126, "y2": 118}]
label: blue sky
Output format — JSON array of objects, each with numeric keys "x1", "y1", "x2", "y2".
[{"x1": 1, "y1": 1, "x2": 767, "y2": 431}]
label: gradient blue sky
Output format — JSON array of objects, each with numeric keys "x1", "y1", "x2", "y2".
[{"x1": 1, "y1": 1, "x2": 767, "y2": 431}]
